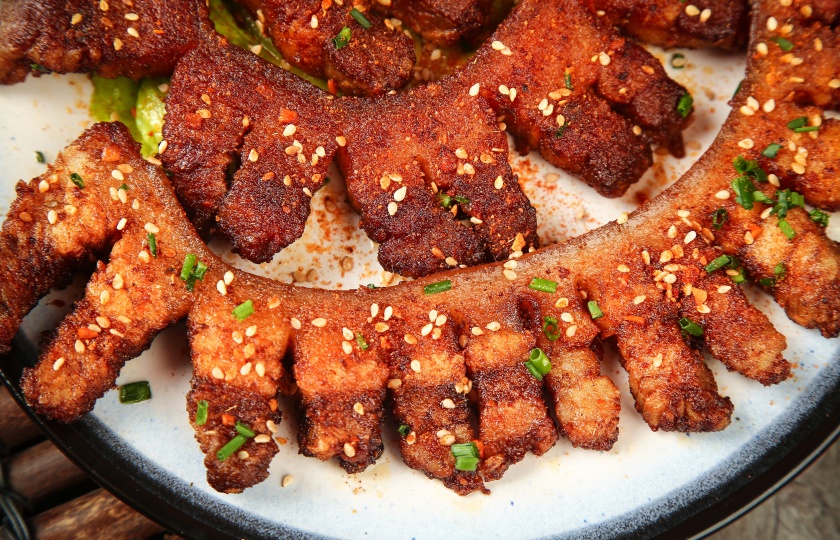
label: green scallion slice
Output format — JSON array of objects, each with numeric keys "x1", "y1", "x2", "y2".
[
  {"x1": 233, "y1": 299, "x2": 255, "y2": 321},
  {"x1": 759, "y1": 277, "x2": 776, "y2": 287},
  {"x1": 355, "y1": 332, "x2": 370, "y2": 351},
  {"x1": 542, "y1": 315, "x2": 560, "y2": 342},
  {"x1": 711, "y1": 208, "x2": 729, "y2": 229},
  {"x1": 195, "y1": 400, "x2": 209, "y2": 426},
  {"x1": 761, "y1": 143, "x2": 782, "y2": 158},
  {"x1": 119, "y1": 183, "x2": 130, "y2": 191},
  {"x1": 147, "y1": 232, "x2": 157, "y2": 257},
  {"x1": 528, "y1": 348, "x2": 552, "y2": 375},
  {"x1": 451, "y1": 442, "x2": 479, "y2": 458},
  {"x1": 119, "y1": 381, "x2": 152, "y2": 404},
  {"x1": 564, "y1": 72, "x2": 573, "y2": 90},
  {"x1": 528, "y1": 278, "x2": 557, "y2": 294},
  {"x1": 454, "y1": 456, "x2": 480, "y2": 471},
  {"x1": 555, "y1": 125, "x2": 567, "y2": 138},
  {"x1": 793, "y1": 125, "x2": 819, "y2": 133},
  {"x1": 34, "y1": 151, "x2": 45, "y2": 163},
  {"x1": 778, "y1": 218, "x2": 795, "y2": 240},
  {"x1": 70, "y1": 173, "x2": 85, "y2": 189},
  {"x1": 587, "y1": 300, "x2": 604, "y2": 320},
  {"x1": 397, "y1": 424, "x2": 410, "y2": 437},
  {"x1": 194, "y1": 261, "x2": 209, "y2": 280},
  {"x1": 350, "y1": 8, "x2": 372, "y2": 29},
  {"x1": 670, "y1": 53, "x2": 686, "y2": 69},
  {"x1": 677, "y1": 92, "x2": 693, "y2": 118},
  {"x1": 217, "y1": 434, "x2": 247, "y2": 461},
  {"x1": 678, "y1": 318, "x2": 704, "y2": 337},
  {"x1": 180, "y1": 253, "x2": 197, "y2": 281},
  {"x1": 787, "y1": 116, "x2": 807, "y2": 130},
  {"x1": 705, "y1": 255, "x2": 732, "y2": 273},
  {"x1": 730, "y1": 266, "x2": 747, "y2": 284},
  {"x1": 524, "y1": 361, "x2": 543, "y2": 380},
  {"x1": 235, "y1": 422, "x2": 256, "y2": 438},
  {"x1": 423, "y1": 280, "x2": 451, "y2": 295},
  {"x1": 731, "y1": 176, "x2": 757, "y2": 210},
  {"x1": 770, "y1": 36, "x2": 794, "y2": 51},
  {"x1": 809, "y1": 209, "x2": 829, "y2": 227},
  {"x1": 333, "y1": 26, "x2": 352, "y2": 49},
  {"x1": 31, "y1": 63, "x2": 50, "y2": 74}
]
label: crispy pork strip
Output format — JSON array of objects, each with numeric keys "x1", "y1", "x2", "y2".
[
  {"x1": 457, "y1": 0, "x2": 692, "y2": 198},
  {"x1": 0, "y1": 0, "x2": 207, "y2": 85},
  {"x1": 238, "y1": 0, "x2": 414, "y2": 96},
  {"x1": 336, "y1": 80, "x2": 538, "y2": 277},
  {"x1": 5, "y1": 0, "x2": 840, "y2": 493},
  {"x1": 382, "y1": 306, "x2": 486, "y2": 495},
  {"x1": 162, "y1": 36, "x2": 342, "y2": 262},
  {"x1": 372, "y1": 0, "x2": 494, "y2": 46},
  {"x1": 582, "y1": 0, "x2": 749, "y2": 50}
]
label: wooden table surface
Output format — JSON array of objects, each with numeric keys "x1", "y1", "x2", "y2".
[{"x1": 1, "y1": 384, "x2": 837, "y2": 540}]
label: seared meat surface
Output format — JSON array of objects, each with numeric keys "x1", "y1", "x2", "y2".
[
  {"x1": 0, "y1": 0, "x2": 207, "y2": 85},
  {"x1": 238, "y1": 0, "x2": 415, "y2": 96},
  {"x1": 372, "y1": 0, "x2": 494, "y2": 46},
  {"x1": 1, "y1": 0, "x2": 837, "y2": 497}
]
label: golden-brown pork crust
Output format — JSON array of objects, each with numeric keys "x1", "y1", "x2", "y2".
[
  {"x1": 456, "y1": 0, "x2": 692, "y2": 198},
  {"x1": 4, "y1": 0, "x2": 839, "y2": 497},
  {"x1": 372, "y1": 0, "x2": 494, "y2": 46},
  {"x1": 583, "y1": 0, "x2": 749, "y2": 50},
  {"x1": 0, "y1": 0, "x2": 208, "y2": 85},
  {"x1": 238, "y1": 0, "x2": 415, "y2": 96}
]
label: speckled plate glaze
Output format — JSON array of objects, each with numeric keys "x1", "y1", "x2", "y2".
[{"x1": 1, "y1": 46, "x2": 839, "y2": 540}]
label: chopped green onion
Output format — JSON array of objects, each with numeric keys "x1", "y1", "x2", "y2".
[
  {"x1": 753, "y1": 191, "x2": 773, "y2": 204},
  {"x1": 528, "y1": 278, "x2": 557, "y2": 294},
  {"x1": 733, "y1": 155, "x2": 767, "y2": 182},
  {"x1": 70, "y1": 173, "x2": 85, "y2": 189},
  {"x1": 194, "y1": 261, "x2": 209, "y2": 280},
  {"x1": 217, "y1": 434, "x2": 247, "y2": 461},
  {"x1": 528, "y1": 348, "x2": 552, "y2": 375},
  {"x1": 758, "y1": 277, "x2": 776, "y2": 287},
  {"x1": 670, "y1": 53, "x2": 686, "y2": 69},
  {"x1": 555, "y1": 125, "x2": 567, "y2": 138},
  {"x1": 787, "y1": 116, "x2": 807, "y2": 130},
  {"x1": 587, "y1": 300, "x2": 604, "y2": 320},
  {"x1": 31, "y1": 63, "x2": 50, "y2": 73},
  {"x1": 793, "y1": 125, "x2": 819, "y2": 133},
  {"x1": 730, "y1": 266, "x2": 747, "y2": 284},
  {"x1": 438, "y1": 193, "x2": 470, "y2": 209},
  {"x1": 809, "y1": 209, "x2": 829, "y2": 227},
  {"x1": 34, "y1": 151, "x2": 45, "y2": 163},
  {"x1": 366, "y1": 284, "x2": 378, "y2": 289},
  {"x1": 423, "y1": 280, "x2": 451, "y2": 295},
  {"x1": 196, "y1": 400, "x2": 209, "y2": 426},
  {"x1": 761, "y1": 143, "x2": 782, "y2": 158},
  {"x1": 119, "y1": 381, "x2": 152, "y2": 404},
  {"x1": 454, "y1": 456, "x2": 480, "y2": 471},
  {"x1": 355, "y1": 332, "x2": 369, "y2": 351},
  {"x1": 679, "y1": 318, "x2": 704, "y2": 337},
  {"x1": 542, "y1": 315, "x2": 560, "y2": 342},
  {"x1": 397, "y1": 424, "x2": 410, "y2": 437},
  {"x1": 762, "y1": 261, "x2": 787, "y2": 287},
  {"x1": 790, "y1": 192, "x2": 805, "y2": 208},
  {"x1": 350, "y1": 8, "x2": 372, "y2": 29},
  {"x1": 711, "y1": 208, "x2": 729, "y2": 229},
  {"x1": 731, "y1": 176, "x2": 757, "y2": 210},
  {"x1": 705, "y1": 255, "x2": 732, "y2": 273},
  {"x1": 180, "y1": 254, "x2": 197, "y2": 281},
  {"x1": 451, "y1": 442, "x2": 479, "y2": 458},
  {"x1": 147, "y1": 232, "x2": 157, "y2": 257},
  {"x1": 524, "y1": 361, "x2": 543, "y2": 380},
  {"x1": 770, "y1": 36, "x2": 794, "y2": 51},
  {"x1": 235, "y1": 422, "x2": 256, "y2": 438},
  {"x1": 677, "y1": 92, "x2": 693, "y2": 118},
  {"x1": 564, "y1": 72, "x2": 573, "y2": 90},
  {"x1": 778, "y1": 218, "x2": 795, "y2": 240},
  {"x1": 333, "y1": 26, "x2": 352, "y2": 49},
  {"x1": 233, "y1": 299, "x2": 255, "y2": 321}
]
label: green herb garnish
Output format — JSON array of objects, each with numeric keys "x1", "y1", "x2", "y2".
[
  {"x1": 677, "y1": 92, "x2": 693, "y2": 118},
  {"x1": 333, "y1": 26, "x2": 352, "y2": 49},
  {"x1": 587, "y1": 300, "x2": 604, "y2": 320},
  {"x1": 678, "y1": 318, "x2": 704, "y2": 337},
  {"x1": 711, "y1": 208, "x2": 729, "y2": 229},
  {"x1": 196, "y1": 400, "x2": 209, "y2": 426},
  {"x1": 423, "y1": 280, "x2": 452, "y2": 295},
  {"x1": 70, "y1": 173, "x2": 85, "y2": 189},
  {"x1": 350, "y1": 8, "x2": 372, "y2": 29},
  {"x1": 119, "y1": 381, "x2": 152, "y2": 404},
  {"x1": 528, "y1": 278, "x2": 558, "y2": 294},
  {"x1": 233, "y1": 300, "x2": 255, "y2": 321}
]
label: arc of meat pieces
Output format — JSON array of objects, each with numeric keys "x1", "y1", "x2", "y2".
[
  {"x1": 1, "y1": 0, "x2": 838, "y2": 495},
  {"x1": 163, "y1": 0, "x2": 693, "y2": 274},
  {"x1": 0, "y1": 0, "x2": 209, "y2": 85}
]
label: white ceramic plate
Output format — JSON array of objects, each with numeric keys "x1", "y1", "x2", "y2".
[{"x1": 1, "y1": 45, "x2": 839, "y2": 540}]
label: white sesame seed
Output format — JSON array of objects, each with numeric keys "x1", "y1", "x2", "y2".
[
  {"x1": 291, "y1": 317, "x2": 302, "y2": 330},
  {"x1": 421, "y1": 323, "x2": 433, "y2": 336},
  {"x1": 125, "y1": 12, "x2": 139, "y2": 21},
  {"x1": 100, "y1": 290, "x2": 110, "y2": 305},
  {"x1": 335, "y1": 135, "x2": 347, "y2": 147},
  {"x1": 469, "y1": 83, "x2": 480, "y2": 96},
  {"x1": 491, "y1": 40, "x2": 505, "y2": 51},
  {"x1": 685, "y1": 5, "x2": 700, "y2": 16},
  {"x1": 664, "y1": 273, "x2": 677, "y2": 284},
  {"x1": 387, "y1": 202, "x2": 398, "y2": 216},
  {"x1": 556, "y1": 114, "x2": 566, "y2": 127},
  {"x1": 566, "y1": 325, "x2": 578, "y2": 337},
  {"x1": 756, "y1": 42, "x2": 769, "y2": 56},
  {"x1": 212, "y1": 367, "x2": 224, "y2": 379},
  {"x1": 471, "y1": 326, "x2": 484, "y2": 336},
  {"x1": 113, "y1": 38, "x2": 123, "y2": 51},
  {"x1": 384, "y1": 306, "x2": 393, "y2": 321},
  {"x1": 633, "y1": 295, "x2": 647, "y2": 305},
  {"x1": 216, "y1": 280, "x2": 227, "y2": 295},
  {"x1": 499, "y1": 84, "x2": 509, "y2": 96},
  {"x1": 410, "y1": 360, "x2": 421, "y2": 372},
  {"x1": 281, "y1": 475, "x2": 294, "y2": 487},
  {"x1": 617, "y1": 212, "x2": 629, "y2": 225},
  {"x1": 543, "y1": 104, "x2": 554, "y2": 116},
  {"x1": 768, "y1": 174, "x2": 780, "y2": 187},
  {"x1": 375, "y1": 322, "x2": 389, "y2": 332},
  {"x1": 617, "y1": 264, "x2": 630, "y2": 273},
  {"x1": 138, "y1": 251, "x2": 150, "y2": 263},
  {"x1": 144, "y1": 222, "x2": 159, "y2": 234},
  {"x1": 561, "y1": 312, "x2": 574, "y2": 323},
  {"x1": 394, "y1": 186, "x2": 407, "y2": 202},
  {"x1": 310, "y1": 14, "x2": 318, "y2": 28},
  {"x1": 684, "y1": 231, "x2": 697, "y2": 244},
  {"x1": 767, "y1": 17, "x2": 778, "y2": 31},
  {"x1": 244, "y1": 343, "x2": 255, "y2": 358},
  {"x1": 254, "y1": 434, "x2": 271, "y2": 443},
  {"x1": 598, "y1": 52, "x2": 611, "y2": 66},
  {"x1": 311, "y1": 318, "x2": 327, "y2": 328},
  {"x1": 47, "y1": 210, "x2": 58, "y2": 225},
  {"x1": 238, "y1": 451, "x2": 249, "y2": 460},
  {"x1": 255, "y1": 362, "x2": 266, "y2": 377},
  {"x1": 718, "y1": 285, "x2": 732, "y2": 294},
  {"x1": 353, "y1": 402, "x2": 365, "y2": 415},
  {"x1": 53, "y1": 357, "x2": 66, "y2": 370},
  {"x1": 197, "y1": 109, "x2": 211, "y2": 119},
  {"x1": 494, "y1": 176, "x2": 504, "y2": 190},
  {"x1": 248, "y1": 149, "x2": 259, "y2": 162},
  {"x1": 342, "y1": 327, "x2": 354, "y2": 340},
  {"x1": 738, "y1": 138, "x2": 755, "y2": 149},
  {"x1": 486, "y1": 321, "x2": 501, "y2": 332},
  {"x1": 112, "y1": 273, "x2": 124, "y2": 290},
  {"x1": 283, "y1": 124, "x2": 297, "y2": 137},
  {"x1": 503, "y1": 269, "x2": 517, "y2": 281},
  {"x1": 747, "y1": 97, "x2": 760, "y2": 111},
  {"x1": 342, "y1": 341, "x2": 353, "y2": 354},
  {"x1": 829, "y1": 79, "x2": 840, "y2": 89},
  {"x1": 240, "y1": 362, "x2": 252, "y2": 376},
  {"x1": 739, "y1": 106, "x2": 755, "y2": 116},
  {"x1": 232, "y1": 331, "x2": 243, "y2": 344},
  {"x1": 761, "y1": 207, "x2": 774, "y2": 219},
  {"x1": 127, "y1": 27, "x2": 139, "y2": 38},
  {"x1": 700, "y1": 8, "x2": 711, "y2": 22},
  {"x1": 653, "y1": 354, "x2": 663, "y2": 368},
  {"x1": 71, "y1": 13, "x2": 83, "y2": 25},
  {"x1": 441, "y1": 398, "x2": 456, "y2": 409},
  {"x1": 697, "y1": 304, "x2": 711, "y2": 314},
  {"x1": 792, "y1": 163, "x2": 805, "y2": 175}
]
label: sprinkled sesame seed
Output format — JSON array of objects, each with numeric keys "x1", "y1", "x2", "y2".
[
  {"x1": 71, "y1": 13, "x2": 83, "y2": 24},
  {"x1": 617, "y1": 212, "x2": 629, "y2": 225},
  {"x1": 244, "y1": 343, "x2": 255, "y2": 358},
  {"x1": 311, "y1": 318, "x2": 327, "y2": 328},
  {"x1": 144, "y1": 222, "x2": 159, "y2": 234},
  {"x1": 113, "y1": 38, "x2": 123, "y2": 51},
  {"x1": 197, "y1": 109, "x2": 211, "y2": 119},
  {"x1": 310, "y1": 15, "x2": 318, "y2": 28},
  {"x1": 238, "y1": 451, "x2": 249, "y2": 460},
  {"x1": 503, "y1": 269, "x2": 517, "y2": 281},
  {"x1": 667, "y1": 226, "x2": 677, "y2": 239},
  {"x1": 685, "y1": 5, "x2": 700, "y2": 16},
  {"x1": 441, "y1": 398, "x2": 456, "y2": 409},
  {"x1": 556, "y1": 114, "x2": 566, "y2": 127},
  {"x1": 598, "y1": 52, "x2": 610, "y2": 66},
  {"x1": 653, "y1": 354, "x2": 663, "y2": 368},
  {"x1": 491, "y1": 40, "x2": 505, "y2": 51},
  {"x1": 761, "y1": 207, "x2": 773, "y2": 219},
  {"x1": 342, "y1": 327, "x2": 354, "y2": 341},
  {"x1": 125, "y1": 12, "x2": 139, "y2": 21},
  {"x1": 738, "y1": 138, "x2": 754, "y2": 149},
  {"x1": 642, "y1": 250, "x2": 651, "y2": 265},
  {"x1": 469, "y1": 83, "x2": 480, "y2": 97},
  {"x1": 410, "y1": 360, "x2": 421, "y2": 372},
  {"x1": 216, "y1": 280, "x2": 227, "y2": 295},
  {"x1": 697, "y1": 304, "x2": 711, "y2": 314},
  {"x1": 499, "y1": 84, "x2": 509, "y2": 96},
  {"x1": 486, "y1": 321, "x2": 501, "y2": 332},
  {"x1": 335, "y1": 135, "x2": 347, "y2": 147},
  {"x1": 756, "y1": 42, "x2": 769, "y2": 55},
  {"x1": 684, "y1": 231, "x2": 697, "y2": 244},
  {"x1": 212, "y1": 367, "x2": 224, "y2": 379},
  {"x1": 566, "y1": 325, "x2": 578, "y2": 337},
  {"x1": 53, "y1": 357, "x2": 65, "y2": 371},
  {"x1": 281, "y1": 475, "x2": 294, "y2": 487},
  {"x1": 232, "y1": 331, "x2": 243, "y2": 344},
  {"x1": 291, "y1": 317, "x2": 302, "y2": 330},
  {"x1": 699, "y1": 8, "x2": 711, "y2": 22},
  {"x1": 394, "y1": 186, "x2": 407, "y2": 202},
  {"x1": 471, "y1": 326, "x2": 484, "y2": 336},
  {"x1": 283, "y1": 124, "x2": 297, "y2": 137},
  {"x1": 617, "y1": 264, "x2": 630, "y2": 273},
  {"x1": 255, "y1": 362, "x2": 265, "y2": 377},
  {"x1": 342, "y1": 341, "x2": 353, "y2": 354},
  {"x1": 109, "y1": 329, "x2": 124, "y2": 338},
  {"x1": 100, "y1": 290, "x2": 110, "y2": 305},
  {"x1": 248, "y1": 149, "x2": 259, "y2": 162},
  {"x1": 375, "y1": 322, "x2": 389, "y2": 332},
  {"x1": 387, "y1": 202, "x2": 398, "y2": 216},
  {"x1": 829, "y1": 79, "x2": 840, "y2": 89},
  {"x1": 240, "y1": 362, "x2": 252, "y2": 376},
  {"x1": 254, "y1": 434, "x2": 271, "y2": 443},
  {"x1": 127, "y1": 27, "x2": 139, "y2": 38},
  {"x1": 767, "y1": 17, "x2": 778, "y2": 30},
  {"x1": 792, "y1": 163, "x2": 805, "y2": 175},
  {"x1": 47, "y1": 210, "x2": 58, "y2": 225},
  {"x1": 739, "y1": 106, "x2": 755, "y2": 116},
  {"x1": 112, "y1": 273, "x2": 124, "y2": 290},
  {"x1": 421, "y1": 323, "x2": 433, "y2": 336},
  {"x1": 768, "y1": 174, "x2": 780, "y2": 187},
  {"x1": 354, "y1": 402, "x2": 365, "y2": 415},
  {"x1": 435, "y1": 314, "x2": 447, "y2": 326},
  {"x1": 494, "y1": 176, "x2": 504, "y2": 189},
  {"x1": 663, "y1": 273, "x2": 677, "y2": 284},
  {"x1": 561, "y1": 312, "x2": 574, "y2": 323}
]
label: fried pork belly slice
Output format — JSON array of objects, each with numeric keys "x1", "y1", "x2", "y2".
[
  {"x1": 238, "y1": 0, "x2": 414, "y2": 96},
  {"x1": 457, "y1": 0, "x2": 691, "y2": 198},
  {"x1": 0, "y1": 0, "x2": 207, "y2": 85},
  {"x1": 372, "y1": 0, "x2": 494, "y2": 46},
  {"x1": 519, "y1": 275, "x2": 621, "y2": 450},
  {"x1": 187, "y1": 292, "x2": 292, "y2": 493},
  {"x1": 292, "y1": 296, "x2": 389, "y2": 472},
  {"x1": 163, "y1": 37, "x2": 341, "y2": 262},
  {"x1": 10, "y1": 122, "x2": 212, "y2": 420},
  {"x1": 336, "y1": 81, "x2": 538, "y2": 277},
  {"x1": 582, "y1": 0, "x2": 748, "y2": 50},
  {"x1": 449, "y1": 286, "x2": 557, "y2": 481},
  {"x1": 382, "y1": 306, "x2": 485, "y2": 495}
]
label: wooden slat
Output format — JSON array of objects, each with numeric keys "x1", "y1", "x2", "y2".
[
  {"x1": 0, "y1": 385, "x2": 42, "y2": 449},
  {"x1": 4, "y1": 440, "x2": 87, "y2": 505}
]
